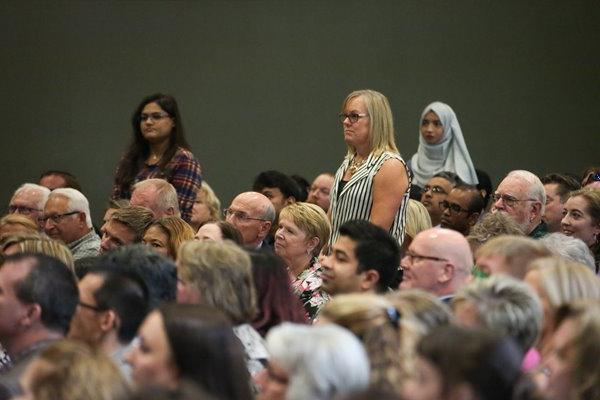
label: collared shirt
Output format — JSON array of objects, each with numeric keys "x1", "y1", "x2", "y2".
[
  {"x1": 68, "y1": 229, "x2": 101, "y2": 260},
  {"x1": 528, "y1": 221, "x2": 548, "y2": 239}
]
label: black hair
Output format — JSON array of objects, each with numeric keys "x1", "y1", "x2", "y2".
[
  {"x1": 252, "y1": 170, "x2": 302, "y2": 200},
  {"x1": 94, "y1": 244, "x2": 177, "y2": 309},
  {"x1": 114, "y1": 93, "x2": 190, "y2": 194},
  {"x1": 541, "y1": 173, "x2": 581, "y2": 202},
  {"x1": 6, "y1": 253, "x2": 78, "y2": 334},
  {"x1": 453, "y1": 183, "x2": 485, "y2": 214},
  {"x1": 290, "y1": 174, "x2": 310, "y2": 201},
  {"x1": 433, "y1": 171, "x2": 463, "y2": 187},
  {"x1": 39, "y1": 170, "x2": 82, "y2": 191},
  {"x1": 338, "y1": 220, "x2": 400, "y2": 292},
  {"x1": 475, "y1": 168, "x2": 493, "y2": 208}
]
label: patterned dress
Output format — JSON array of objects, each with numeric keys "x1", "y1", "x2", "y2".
[{"x1": 290, "y1": 260, "x2": 330, "y2": 322}]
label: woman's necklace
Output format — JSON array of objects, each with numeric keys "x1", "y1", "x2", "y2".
[
  {"x1": 148, "y1": 153, "x2": 163, "y2": 164},
  {"x1": 348, "y1": 156, "x2": 366, "y2": 175}
]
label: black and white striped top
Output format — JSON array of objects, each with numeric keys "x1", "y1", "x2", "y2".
[{"x1": 329, "y1": 151, "x2": 411, "y2": 246}]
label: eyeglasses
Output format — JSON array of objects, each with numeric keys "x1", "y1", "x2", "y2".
[
  {"x1": 403, "y1": 250, "x2": 448, "y2": 264},
  {"x1": 423, "y1": 185, "x2": 447, "y2": 195},
  {"x1": 77, "y1": 301, "x2": 104, "y2": 312},
  {"x1": 338, "y1": 112, "x2": 369, "y2": 124},
  {"x1": 8, "y1": 205, "x2": 41, "y2": 215},
  {"x1": 38, "y1": 211, "x2": 80, "y2": 225},
  {"x1": 223, "y1": 208, "x2": 268, "y2": 222},
  {"x1": 492, "y1": 193, "x2": 537, "y2": 208},
  {"x1": 584, "y1": 172, "x2": 600, "y2": 186},
  {"x1": 440, "y1": 200, "x2": 470, "y2": 214},
  {"x1": 140, "y1": 112, "x2": 171, "y2": 122}
]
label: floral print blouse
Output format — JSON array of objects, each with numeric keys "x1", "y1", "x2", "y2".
[{"x1": 290, "y1": 260, "x2": 330, "y2": 321}]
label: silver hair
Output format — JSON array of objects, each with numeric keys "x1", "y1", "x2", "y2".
[
  {"x1": 50, "y1": 188, "x2": 93, "y2": 228},
  {"x1": 133, "y1": 179, "x2": 180, "y2": 216},
  {"x1": 266, "y1": 323, "x2": 370, "y2": 400},
  {"x1": 452, "y1": 275, "x2": 542, "y2": 352},
  {"x1": 260, "y1": 201, "x2": 276, "y2": 223},
  {"x1": 540, "y1": 233, "x2": 596, "y2": 271},
  {"x1": 506, "y1": 170, "x2": 546, "y2": 215},
  {"x1": 13, "y1": 183, "x2": 51, "y2": 210}
]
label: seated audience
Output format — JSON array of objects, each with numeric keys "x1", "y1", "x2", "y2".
[
  {"x1": 18, "y1": 340, "x2": 129, "y2": 400},
  {"x1": 540, "y1": 173, "x2": 580, "y2": 233},
  {"x1": 2, "y1": 234, "x2": 75, "y2": 272},
  {"x1": 400, "y1": 227, "x2": 472, "y2": 303},
  {"x1": 249, "y1": 250, "x2": 307, "y2": 337},
  {"x1": 0, "y1": 214, "x2": 38, "y2": 243},
  {"x1": 224, "y1": 191, "x2": 275, "y2": 249},
  {"x1": 275, "y1": 202, "x2": 330, "y2": 320},
  {"x1": 253, "y1": 170, "x2": 301, "y2": 216},
  {"x1": 42, "y1": 188, "x2": 100, "y2": 260},
  {"x1": 130, "y1": 178, "x2": 181, "y2": 219},
  {"x1": 306, "y1": 173, "x2": 335, "y2": 212},
  {"x1": 68, "y1": 267, "x2": 149, "y2": 377},
  {"x1": 100, "y1": 205, "x2": 153, "y2": 253},
  {"x1": 126, "y1": 303, "x2": 252, "y2": 400},
  {"x1": 420, "y1": 171, "x2": 463, "y2": 226},
  {"x1": 539, "y1": 232, "x2": 596, "y2": 271},
  {"x1": 524, "y1": 256, "x2": 600, "y2": 356},
  {"x1": 142, "y1": 216, "x2": 195, "y2": 260},
  {"x1": 439, "y1": 183, "x2": 485, "y2": 236},
  {"x1": 474, "y1": 235, "x2": 551, "y2": 279},
  {"x1": 537, "y1": 300, "x2": 600, "y2": 400},
  {"x1": 7, "y1": 183, "x2": 50, "y2": 229},
  {"x1": 38, "y1": 170, "x2": 82, "y2": 191},
  {"x1": 257, "y1": 323, "x2": 369, "y2": 400},
  {"x1": 290, "y1": 174, "x2": 310, "y2": 202},
  {"x1": 561, "y1": 187, "x2": 600, "y2": 272},
  {"x1": 195, "y1": 220, "x2": 243, "y2": 244},
  {"x1": 452, "y1": 275, "x2": 543, "y2": 370},
  {"x1": 322, "y1": 219, "x2": 400, "y2": 295},
  {"x1": 101, "y1": 199, "x2": 130, "y2": 231},
  {"x1": 467, "y1": 211, "x2": 525, "y2": 254},
  {"x1": 189, "y1": 181, "x2": 221, "y2": 231},
  {"x1": 0, "y1": 253, "x2": 78, "y2": 399},
  {"x1": 491, "y1": 170, "x2": 547, "y2": 238},
  {"x1": 176, "y1": 240, "x2": 268, "y2": 377}
]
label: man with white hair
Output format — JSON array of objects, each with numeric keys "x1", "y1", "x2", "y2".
[
  {"x1": 42, "y1": 188, "x2": 100, "y2": 260},
  {"x1": 491, "y1": 170, "x2": 548, "y2": 238},
  {"x1": 400, "y1": 227, "x2": 472, "y2": 303},
  {"x1": 130, "y1": 179, "x2": 180, "y2": 220},
  {"x1": 7, "y1": 183, "x2": 51, "y2": 229}
]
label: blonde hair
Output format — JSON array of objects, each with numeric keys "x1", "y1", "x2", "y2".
[
  {"x1": 279, "y1": 202, "x2": 331, "y2": 256},
  {"x1": 475, "y1": 235, "x2": 552, "y2": 279},
  {"x1": 177, "y1": 240, "x2": 256, "y2": 324},
  {"x1": 2, "y1": 234, "x2": 75, "y2": 273},
  {"x1": 28, "y1": 340, "x2": 129, "y2": 400},
  {"x1": 199, "y1": 181, "x2": 222, "y2": 222},
  {"x1": 0, "y1": 214, "x2": 38, "y2": 242},
  {"x1": 111, "y1": 205, "x2": 154, "y2": 242},
  {"x1": 321, "y1": 293, "x2": 418, "y2": 393},
  {"x1": 147, "y1": 216, "x2": 195, "y2": 259},
  {"x1": 342, "y1": 90, "x2": 399, "y2": 158},
  {"x1": 404, "y1": 199, "x2": 432, "y2": 241},
  {"x1": 386, "y1": 289, "x2": 452, "y2": 335}
]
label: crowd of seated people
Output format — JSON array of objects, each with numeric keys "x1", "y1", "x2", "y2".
[{"x1": 0, "y1": 90, "x2": 599, "y2": 400}]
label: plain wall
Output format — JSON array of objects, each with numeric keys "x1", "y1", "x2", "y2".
[{"x1": 1, "y1": 1, "x2": 598, "y2": 224}]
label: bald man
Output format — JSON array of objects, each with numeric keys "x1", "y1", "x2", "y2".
[
  {"x1": 224, "y1": 192, "x2": 275, "y2": 248},
  {"x1": 400, "y1": 227, "x2": 472, "y2": 302}
]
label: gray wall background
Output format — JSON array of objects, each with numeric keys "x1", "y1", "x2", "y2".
[{"x1": 2, "y1": 1, "x2": 598, "y2": 225}]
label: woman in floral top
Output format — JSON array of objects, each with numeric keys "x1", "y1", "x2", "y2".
[{"x1": 274, "y1": 202, "x2": 331, "y2": 321}]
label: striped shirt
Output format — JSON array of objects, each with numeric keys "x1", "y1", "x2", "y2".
[{"x1": 329, "y1": 151, "x2": 411, "y2": 246}]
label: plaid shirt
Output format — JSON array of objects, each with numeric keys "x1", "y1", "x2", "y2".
[{"x1": 112, "y1": 147, "x2": 202, "y2": 222}]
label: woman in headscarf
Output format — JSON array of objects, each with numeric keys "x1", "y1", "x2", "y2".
[{"x1": 410, "y1": 102, "x2": 478, "y2": 189}]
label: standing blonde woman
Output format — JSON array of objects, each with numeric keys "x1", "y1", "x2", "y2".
[{"x1": 329, "y1": 90, "x2": 410, "y2": 246}]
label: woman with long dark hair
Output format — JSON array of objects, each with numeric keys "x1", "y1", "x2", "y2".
[{"x1": 112, "y1": 93, "x2": 202, "y2": 222}]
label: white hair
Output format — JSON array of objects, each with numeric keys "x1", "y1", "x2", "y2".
[
  {"x1": 50, "y1": 188, "x2": 92, "y2": 228},
  {"x1": 13, "y1": 183, "x2": 51, "y2": 210},
  {"x1": 506, "y1": 170, "x2": 546, "y2": 215},
  {"x1": 133, "y1": 179, "x2": 180, "y2": 216},
  {"x1": 540, "y1": 233, "x2": 596, "y2": 271},
  {"x1": 266, "y1": 323, "x2": 370, "y2": 400}
]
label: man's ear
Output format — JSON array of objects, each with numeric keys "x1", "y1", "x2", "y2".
[
  {"x1": 20, "y1": 303, "x2": 42, "y2": 328},
  {"x1": 438, "y1": 262, "x2": 455, "y2": 283},
  {"x1": 99, "y1": 310, "x2": 117, "y2": 333},
  {"x1": 360, "y1": 269, "x2": 380, "y2": 291},
  {"x1": 530, "y1": 201, "x2": 543, "y2": 220},
  {"x1": 261, "y1": 221, "x2": 272, "y2": 236},
  {"x1": 468, "y1": 212, "x2": 480, "y2": 227},
  {"x1": 166, "y1": 207, "x2": 176, "y2": 216},
  {"x1": 284, "y1": 196, "x2": 296, "y2": 206}
]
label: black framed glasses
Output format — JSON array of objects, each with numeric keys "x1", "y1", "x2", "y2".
[
  {"x1": 492, "y1": 193, "x2": 536, "y2": 208},
  {"x1": 223, "y1": 208, "x2": 268, "y2": 222},
  {"x1": 38, "y1": 211, "x2": 80, "y2": 225},
  {"x1": 140, "y1": 112, "x2": 171, "y2": 122},
  {"x1": 440, "y1": 200, "x2": 470, "y2": 214},
  {"x1": 77, "y1": 301, "x2": 104, "y2": 312},
  {"x1": 403, "y1": 250, "x2": 448, "y2": 264},
  {"x1": 338, "y1": 112, "x2": 369, "y2": 124}
]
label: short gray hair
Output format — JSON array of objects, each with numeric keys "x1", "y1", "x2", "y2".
[
  {"x1": 13, "y1": 183, "x2": 51, "y2": 210},
  {"x1": 50, "y1": 188, "x2": 93, "y2": 228},
  {"x1": 133, "y1": 179, "x2": 180, "y2": 216},
  {"x1": 266, "y1": 323, "x2": 369, "y2": 400},
  {"x1": 452, "y1": 275, "x2": 542, "y2": 352},
  {"x1": 505, "y1": 170, "x2": 546, "y2": 215},
  {"x1": 540, "y1": 233, "x2": 596, "y2": 271},
  {"x1": 260, "y1": 201, "x2": 276, "y2": 223}
]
